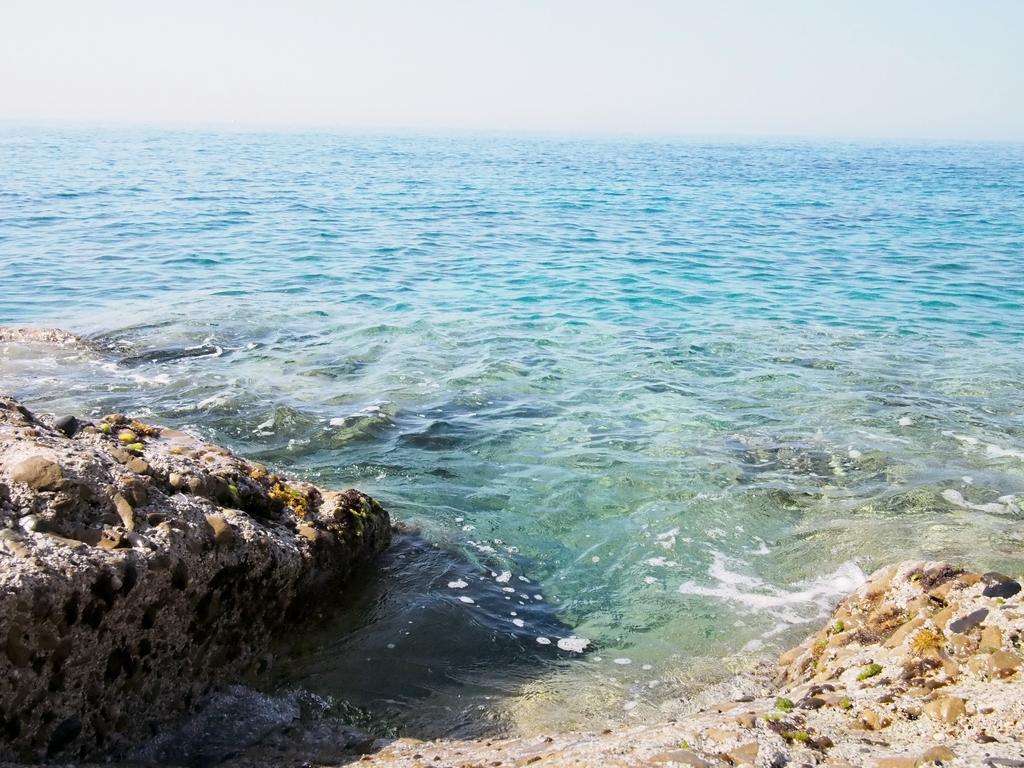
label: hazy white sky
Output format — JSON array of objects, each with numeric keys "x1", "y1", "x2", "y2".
[{"x1": 1, "y1": 1, "x2": 1021, "y2": 140}]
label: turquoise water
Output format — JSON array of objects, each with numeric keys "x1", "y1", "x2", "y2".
[{"x1": 2, "y1": 128, "x2": 1024, "y2": 734}]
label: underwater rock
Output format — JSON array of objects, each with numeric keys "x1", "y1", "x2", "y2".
[{"x1": 0, "y1": 394, "x2": 390, "y2": 762}]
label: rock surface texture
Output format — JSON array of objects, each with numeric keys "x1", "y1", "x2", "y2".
[
  {"x1": 0, "y1": 395, "x2": 390, "y2": 762},
  {"x1": 316, "y1": 561, "x2": 1024, "y2": 768}
]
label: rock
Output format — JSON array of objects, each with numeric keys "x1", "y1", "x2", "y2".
[
  {"x1": 112, "y1": 493, "x2": 135, "y2": 530},
  {"x1": 986, "y1": 650, "x2": 1022, "y2": 678},
  {"x1": 0, "y1": 393, "x2": 391, "y2": 762},
  {"x1": 859, "y1": 709, "x2": 890, "y2": 730},
  {"x1": 876, "y1": 758, "x2": 917, "y2": 768},
  {"x1": 982, "y1": 572, "x2": 1022, "y2": 599},
  {"x1": 168, "y1": 472, "x2": 183, "y2": 489},
  {"x1": 917, "y1": 745, "x2": 955, "y2": 765},
  {"x1": 948, "y1": 608, "x2": 988, "y2": 634},
  {"x1": 205, "y1": 513, "x2": 236, "y2": 546},
  {"x1": 0, "y1": 529, "x2": 31, "y2": 558},
  {"x1": 127, "y1": 457, "x2": 149, "y2": 474},
  {"x1": 11, "y1": 455, "x2": 64, "y2": 491},
  {"x1": 726, "y1": 742, "x2": 758, "y2": 765},
  {"x1": 981, "y1": 625, "x2": 1003, "y2": 650},
  {"x1": 649, "y1": 749, "x2": 714, "y2": 767},
  {"x1": 734, "y1": 713, "x2": 756, "y2": 728},
  {"x1": 921, "y1": 696, "x2": 966, "y2": 724},
  {"x1": 54, "y1": 415, "x2": 80, "y2": 437}
]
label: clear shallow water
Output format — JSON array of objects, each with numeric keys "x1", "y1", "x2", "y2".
[{"x1": 2, "y1": 128, "x2": 1024, "y2": 736}]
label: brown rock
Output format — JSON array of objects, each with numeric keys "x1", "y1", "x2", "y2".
[
  {"x1": 98, "y1": 528, "x2": 124, "y2": 550},
  {"x1": 205, "y1": 514, "x2": 235, "y2": 546},
  {"x1": 886, "y1": 618, "x2": 925, "y2": 648},
  {"x1": 927, "y1": 582, "x2": 954, "y2": 602},
  {"x1": 986, "y1": 649, "x2": 1022, "y2": 678},
  {"x1": 948, "y1": 633, "x2": 975, "y2": 655},
  {"x1": 932, "y1": 603, "x2": 957, "y2": 630},
  {"x1": 726, "y1": 742, "x2": 758, "y2": 765},
  {"x1": 734, "y1": 713, "x2": 756, "y2": 729},
  {"x1": 10, "y1": 456, "x2": 63, "y2": 491},
  {"x1": 702, "y1": 727, "x2": 735, "y2": 745},
  {"x1": 121, "y1": 477, "x2": 148, "y2": 507},
  {"x1": 112, "y1": 494, "x2": 135, "y2": 531},
  {"x1": 980, "y1": 625, "x2": 1003, "y2": 650},
  {"x1": 0, "y1": 529, "x2": 31, "y2": 558},
  {"x1": 917, "y1": 746, "x2": 955, "y2": 765},
  {"x1": 108, "y1": 446, "x2": 132, "y2": 464},
  {"x1": 876, "y1": 758, "x2": 917, "y2": 768},
  {"x1": 859, "y1": 709, "x2": 890, "y2": 730},
  {"x1": 921, "y1": 696, "x2": 966, "y2": 724},
  {"x1": 778, "y1": 646, "x2": 802, "y2": 666},
  {"x1": 649, "y1": 749, "x2": 713, "y2": 767},
  {"x1": 127, "y1": 458, "x2": 149, "y2": 475},
  {"x1": 168, "y1": 472, "x2": 183, "y2": 489}
]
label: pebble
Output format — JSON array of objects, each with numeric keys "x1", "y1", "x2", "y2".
[
  {"x1": 982, "y1": 572, "x2": 1022, "y2": 599},
  {"x1": 948, "y1": 608, "x2": 988, "y2": 634},
  {"x1": 986, "y1": 649, "x2": 1022, "y2": 678},
  {"x1": 112, "y1": 493, "x2": 135, "y2": 531},
  {"x1": 54, "y1": 415, "x2": 80, "y2": 437},
  {"x1": 921, "y1": 695, "x2": 966, "y2": 724}
]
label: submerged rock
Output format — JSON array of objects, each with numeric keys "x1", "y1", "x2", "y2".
[{"x1": 0, "y1": 394, "x2": 390, "y2": 762}]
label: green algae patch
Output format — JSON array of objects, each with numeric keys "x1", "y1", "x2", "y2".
[
  {"x1": 857, "y1": 663, "x2": 883, "y2": 681},
  {"x1": 775, "y1": 697, "x2": 795, "y2": 712}
]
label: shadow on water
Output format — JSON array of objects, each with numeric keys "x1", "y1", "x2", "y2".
[
  {"x1": 267, "y1": 530, "x2": 585, "y2": 736},
  {"x1": 137, "y1": 530, "x2": 587, "y2": 767}
]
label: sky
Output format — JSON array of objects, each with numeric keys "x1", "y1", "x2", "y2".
[{"x1": 1, "y1": 1, "x2": 1022, "y2": 141}]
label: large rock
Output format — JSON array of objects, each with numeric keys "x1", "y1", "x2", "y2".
[{"x1": 0, "y1": 395, "x2": 390, "y2": 762}]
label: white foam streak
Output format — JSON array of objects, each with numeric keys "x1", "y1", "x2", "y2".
[{"x1": 678, "y1": 552, "x2": 866, "y2": 627}]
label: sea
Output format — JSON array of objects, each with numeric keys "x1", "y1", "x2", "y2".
[{"x1": 2, "y1": 127, "x2": 1023, "y2": 748}]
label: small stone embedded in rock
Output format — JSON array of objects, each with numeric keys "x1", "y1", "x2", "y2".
[
  {"x1": 918, "y1": 745, "x2": 956, "y2": 764},
  {"x1": 921, "y1": 695, "x2": 966, "y2": 724},
  {"x1": 948, "y1": 608, "x2": 988, "y2": 634},
  {"x1": 112, "y1": 494, "x2": 135, "y2": 531},
  {"x1": 205, "y1": 513, "x2": 235, "y2": 546},
  {"x1": 11, "y1": 456, "x2": 64, "y2": 491},
  {"x1": 127, "y1": 458, "x2": 149, "y2": 475},
  {"x1": 987, "y1": 649, "x2": 1022, "y2": 678},
  {"x1": 649, "y1": 749, "x2": 714, "y2": 767}
]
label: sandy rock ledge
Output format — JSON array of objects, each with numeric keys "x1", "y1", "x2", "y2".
[{"x1": 0, "y1": 395, "x2": 390, "y2": 762}]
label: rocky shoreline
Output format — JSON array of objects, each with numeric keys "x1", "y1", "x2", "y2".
[
  {"x1": 344, "y1": 561, "x2": 1024, "y2": 768},
  {"x1": 1, "y1": 327, "x2": 1023, "y2": 766}
]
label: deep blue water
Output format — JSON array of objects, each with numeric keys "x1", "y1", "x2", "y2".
[{"x1": 2, "y1": 127, "x2": 1024, "y2": 733}]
